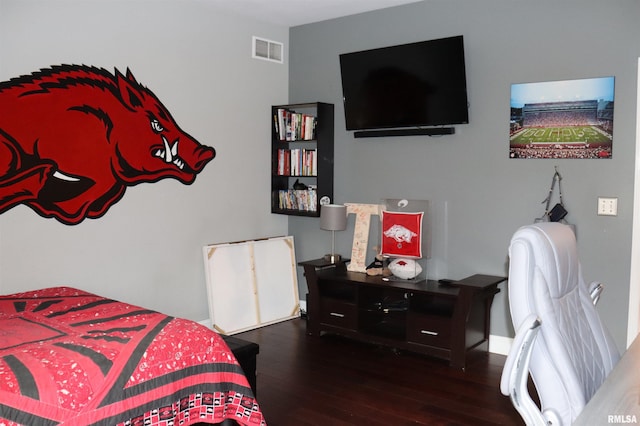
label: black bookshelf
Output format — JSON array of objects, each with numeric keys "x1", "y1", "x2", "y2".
[{"x1": 271, "y1": 102, "x2": 334, "y2": 216}]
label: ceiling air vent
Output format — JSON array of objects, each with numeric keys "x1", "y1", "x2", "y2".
[{"x1": 252, "y1": 36, "x2": 283, "y2": 63}]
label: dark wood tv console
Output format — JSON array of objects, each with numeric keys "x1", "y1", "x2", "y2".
[{"x1": 299, "y1": 258, "x2": 505, "y2": 369}]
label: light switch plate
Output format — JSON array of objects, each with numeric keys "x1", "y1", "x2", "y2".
[{"x1": 597, "y1": 197, "x2": 618, "y2": 216}]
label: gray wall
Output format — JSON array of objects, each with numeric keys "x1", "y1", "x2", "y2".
[
  {"x1": 288, "y1": 0, "x2": 640, "y2": 350},
  {"x1": 0, "y1": 0, "x2": 289, "y2": 322}
]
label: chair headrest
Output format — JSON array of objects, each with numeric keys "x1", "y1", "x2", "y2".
[{"x1": 510, "y1": 222, "x2": 579, "y2": 300}]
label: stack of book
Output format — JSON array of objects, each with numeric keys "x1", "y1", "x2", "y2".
[
  {"x1": 276, "y1": 148, "x2": 317, "y2": 176},
  {"x1": 274, "y1": 108, "x2": 317, "y2": 141},
  {"x1": 277, "y1": 189, "x2": 317, "y2": 212}
]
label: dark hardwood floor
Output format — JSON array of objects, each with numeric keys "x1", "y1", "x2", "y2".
[{"x1": 234, "y1": 318, "x2": 525, "y2": 425}]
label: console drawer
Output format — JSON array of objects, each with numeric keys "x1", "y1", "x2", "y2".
[
  {"x1": 407, "y1": 313, "x2": 451, "y2": 348},
  {"x1": 320, "y1": 299, "x2": 357, "y2": 329}
]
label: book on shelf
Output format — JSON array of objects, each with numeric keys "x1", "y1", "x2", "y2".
[
  {"x1": 274, "y1": 108, "x2": 317, "y2": 141},
  {"x1": 277, "y1": 189, "x2": 318, "y2": 212},
  {"x1": 276, "y1": 148, "x2": 317, "y2": 176}
]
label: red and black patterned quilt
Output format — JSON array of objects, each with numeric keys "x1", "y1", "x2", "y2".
[{"x1": 0, "y1": 287, "x2": 266, "y2": 426}]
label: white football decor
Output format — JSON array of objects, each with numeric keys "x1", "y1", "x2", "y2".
[{"x1": 388, "y1": 258, "x2": 422, "y2": 279}]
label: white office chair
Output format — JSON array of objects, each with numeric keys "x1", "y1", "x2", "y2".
[{"x1": 500, "y1": 222, "x2": 620, "y2": 425}]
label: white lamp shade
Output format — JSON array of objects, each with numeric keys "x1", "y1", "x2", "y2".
[{"x1": 320, "y1": 204, "x2": 347, "y2": 231}]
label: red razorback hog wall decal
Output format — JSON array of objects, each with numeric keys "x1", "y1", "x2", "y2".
[{"x1": 0, "y1": 64, "x2": 216, "y2": 225}]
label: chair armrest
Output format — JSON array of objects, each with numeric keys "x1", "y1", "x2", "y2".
[
  {"x1": 500, "y1": 314, "x2": 553, "y2": 426},
  {"x1": 589, "y1": 281, "x2": 603, "y2": 306}
]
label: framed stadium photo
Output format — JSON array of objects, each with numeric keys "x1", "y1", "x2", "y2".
[{"x1": 509, "y1": 76, "x2": 614, "y2": 159}]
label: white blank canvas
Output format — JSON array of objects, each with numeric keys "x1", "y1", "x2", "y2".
[{"x1": 203, "y1": 236, "x2": 300, "y2": 334}]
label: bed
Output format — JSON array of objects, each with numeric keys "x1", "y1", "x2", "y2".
[{"x1": 0, "y1": 287, "x2": 266, "y2": 426}]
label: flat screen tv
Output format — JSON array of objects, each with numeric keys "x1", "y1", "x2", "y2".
[{"x1": 339, "y1": 35, "x2": 469, "y2": 136}]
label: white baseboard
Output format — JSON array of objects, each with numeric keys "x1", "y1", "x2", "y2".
[
  {"x1": 198, "y1": 318, "x2": 211, "y2": 328},
  {"x1": 489, "y1": 334, "x2": 513, "y2": 356}
]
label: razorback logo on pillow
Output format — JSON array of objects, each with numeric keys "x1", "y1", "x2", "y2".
[{"x1": 381, "y1": 210, "x2": 423, "y2": 258}]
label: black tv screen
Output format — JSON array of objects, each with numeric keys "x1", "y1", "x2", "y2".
[{"x1": 339, "y1": 35, "x2": 469, "y2": 132}]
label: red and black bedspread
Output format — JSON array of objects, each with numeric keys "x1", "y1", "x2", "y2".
[{"x1": 0, "y1": 287, "x2": 266, "y2": 426}]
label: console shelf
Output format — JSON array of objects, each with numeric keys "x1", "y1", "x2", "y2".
[{"x1": 299, "y1": 258, "x2": 504, "y2": 369}]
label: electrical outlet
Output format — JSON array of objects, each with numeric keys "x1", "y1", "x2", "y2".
[{"x1": 597, "y1": 197, "x2": 618, "y2": 216}]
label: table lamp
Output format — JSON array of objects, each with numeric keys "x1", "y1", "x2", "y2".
[{"x1": 320, "y1": 204, "x2": 347, "y2": 263}]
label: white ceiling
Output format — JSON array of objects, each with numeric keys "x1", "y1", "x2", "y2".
[{"x1": 204, "y1": 0, "x2": 422, "y2": 27}]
